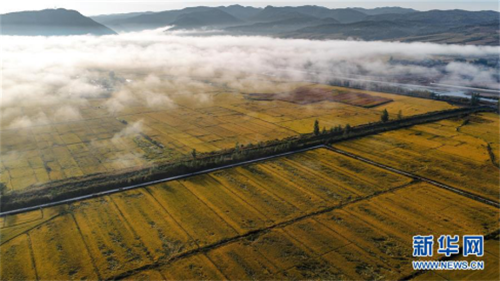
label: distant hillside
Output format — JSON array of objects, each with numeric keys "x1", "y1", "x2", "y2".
[
  {"x1": 295, "y1": 6, "x2": 368, "y2": 23},
  {"x1": 1, "y1": 9, "x2": 116, "y2": 36},
  {"x1": 216, "y1": 5, "x2": 262, "y2": 20},
  {"x1": 167, "y1": 9, "x2": 242, "y2": 30},
  {"x1": 365, "y1": 9, "x2": 499, "y2": 26},
  {"x1": 227, "y1": 17, "x2": 339, "y2": 35},
  {"x1": 281, "y1": 9, "x2": 500, "y2": 46},
  {"x1": 249, "y1": 6, "x2": 367, "y2": 24},
  {"x1": 398, "y1": 22, "x2": 500, "y2": 46},
  {"x1": 223, "y1": 5, "x2": 367, "y2": 36},
  {"x1": 249, "y1": 6, "x2": 313, "y2": 23},
  {"x1": 106, "y1": 6, "x2": 246, "y2": 31},
  {"x1": 62, "y1": 5, "x2": 499, "y2": 46},
  {"x1": 284, "y1": 20, "x2": 434, "y2": 40},
  {"x1": 351, "y1": 6, "x2": 416, "y2": 15},
  {"x1": 91, "y1": 11, "x2": 154, "y2": 25},
  {"x1": 107, "y1": 5, "x2": 368, "y2": 32},
  {"x1": 107, "y1": 6, "x2": 214, "y2": 31}
]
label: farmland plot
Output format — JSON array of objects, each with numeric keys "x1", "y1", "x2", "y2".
[
  {"x1": 159, "y1": 183, "x2": 496, "y2": 280},
  {"x1": 0, "y1": 147, "x2": 416, "y2": 280},
  {"x1": 0, "y1": 235, "x2": 38, "y2": 281},
  {"x1": 0, "y1": 81, "x2": 456, "y2": 195},
  {"x1": 71, "y1": 197, "x2": 153, "y2": 279},
  {"x1": 0, "y1": 206, "x2": 66, "y2": 244},
  {"x1": 2, "y1": 140, "x2": 495, "y2": 280},
  {"x1": 109, "y1": 189, "x2": 197, "y2": 261},
  {"x1": 189, "y1": 183, "x2": 498, "y2": 280},
  {"x1": 28, "y1": 215, "x2": 98, "y2": 280},
  {"x1": 335, "y1": 112, "x2": 500, "y2": 202},
  {"x1": 157, "y1": 254, "x2": 226, "y2": 280},
  {"x1": 146, "y1": 181, "x2": 239, "y2": 247}
]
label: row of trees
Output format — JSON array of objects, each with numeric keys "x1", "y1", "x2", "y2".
[
  {"x1": 313, "y1": 109, "x2": 403, "y2": 136},
  {"x1": 2, "y1": 105, "x2": 490, "y2": 212}
]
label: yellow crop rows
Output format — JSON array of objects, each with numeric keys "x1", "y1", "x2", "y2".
[
  {"x1": 70, "y1": 197, "x2": 153, "y2": 279},
  {"x1": 1, "y1": 143, "x2": 497, "y2": 280},
  {"x1": 335, "y1": 112, "x2": 500, "y2": 202},
  {"x1": 158, "y1": 254, "x2": 226, "y2": 280},
  {"x1": 0, "y1": 206, "x2": 65, "y2": 244},
  {"x1": 210, "y1": 169, "x2": 301, "y2": 223},
  {"x1": 207, "y1": 240, "x2": 284, "y2": 280},
  {"x1": 180, "y1": 176, "x2": 268, "y2": 233},
  {"x1": 109, "y1": 189, "x2": 197, "y2": 261},
  {"x1": 146, "y1": 181, "x2": 239, "y2": 247},
  {"x1": 0, "y1": 234, "x2": 38, "y2": 280},
  {"x1": 29, "y1": 215, "x2": 98, "y2": 280}
]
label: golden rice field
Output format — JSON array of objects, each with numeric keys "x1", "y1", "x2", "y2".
[
  {"x1": 335, "y1": 112, "x2": 500, "y2": 202},
  {"x1": 1, "y1": 147, "x2": 497, "y2": 280},
  {"x1": 0, "y1": 80, "x2": 456, "y2": 193}
]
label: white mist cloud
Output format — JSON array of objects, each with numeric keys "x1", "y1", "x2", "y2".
[
  {"x1": 53, "y1": 105, "x2": 83, "y2": 121},
  {"x1": 1, "y1": 28, "x2": 499, "y2": 129},
  {"x1": 439, "y1": 62, "x2": 499, "y2": 89},
  {"x1": 113, "y1": 120, "x2": 144, "y2": 139}
]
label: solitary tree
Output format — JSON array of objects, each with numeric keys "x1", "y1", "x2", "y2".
[
  {"x1": 397, "y1": 110, "x2": 403, "y2": 120},
  {"x1": 313, "y1": 119, "x2": 320, "y2": 136},
  {"x1": 191, "y1": 149, "x2": 197, "y2": 159},
  {"x1": 470, "y1": 93, "x2": 480, "y2": 106},
  {"x1": 381, "y1": 109, "x2": 389, "y2": 123},
  {"x1": 343, "y1": 124, "x2": 351, "y2": 137}
]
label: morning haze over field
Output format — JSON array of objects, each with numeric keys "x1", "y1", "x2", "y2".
[{"x1": 0, "y1": 1, "x2": 499, "y2": 281}]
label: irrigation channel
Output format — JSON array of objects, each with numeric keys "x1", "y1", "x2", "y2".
[{"x1": 2, "y1": 142, "x2": 498, "y2": 218}]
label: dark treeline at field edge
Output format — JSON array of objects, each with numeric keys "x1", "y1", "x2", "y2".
[{"x1": 0, "y1": 106, "x2": 494, "y2": 213}]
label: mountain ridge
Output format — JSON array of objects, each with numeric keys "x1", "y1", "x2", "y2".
[
  {"x1": 2, "y1": 6, "x2": 498, "y2": 45},
  {"x1": 281, "y1": 9, "x2": 500, "y2": 45},
  {"x1": 1, "y1": 8, "x2": 116, "y2": 36}
]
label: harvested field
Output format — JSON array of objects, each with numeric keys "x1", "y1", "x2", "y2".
[
  {"x1": 245, "y1": 85, "x2": 393, "y2": 107},
  {"x1": 1, "y1": 146, "x2": 497, "y2": 280},
  {"x1": 109, "y1": 189, "x2": 197, "y2": 261},
  {"x1": 146, "y1": 181, "x2": 239, "y2": 247},
  {"x1": 335, "y1": 112, "x2": 500, "y2": 202},
  {"x1": 28, "y1": 215, "x2": 98, "y2": 280},
  {"x1": 158, "y1": 254, "x2": 226, "y2": 280},
  {"x1": 0, "y1": 234, "x2": 38, "y2": 281},
  {"x1": 0, "y1": 206, "x2": 65, "y2": 244},
  {"x1": 329, "y1": 86, "x2": 457, "y2": 115},
  {"x1": 199, "y1": 183, "x2": 498, "y2": 280},
  {"x1": 70, "y1": 197, "x2": 153, "y2": 279}
]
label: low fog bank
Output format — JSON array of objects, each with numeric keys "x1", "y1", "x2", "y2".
[{"x1": 1, "y1": 28, "x2": 499, "y2": 129}]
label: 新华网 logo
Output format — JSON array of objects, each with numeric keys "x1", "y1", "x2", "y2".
[
  {"x1": 412, "y1": 234, "x2": 485, "y2": 271},
  {"x1": 413, "y1": 234, "x2": 484, "y2": 257}
]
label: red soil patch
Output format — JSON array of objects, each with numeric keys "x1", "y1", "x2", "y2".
[{"x1": 246, "y1": 86, "x2": 393, "y2": 108}]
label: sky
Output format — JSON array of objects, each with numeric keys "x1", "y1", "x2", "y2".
[{"x1": 1, "y1": 0, "x2": 498, "y2": 16}]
